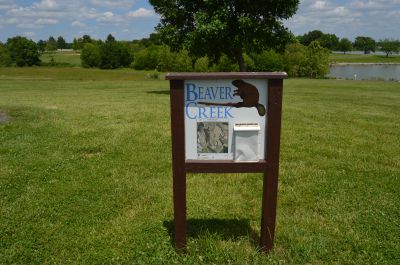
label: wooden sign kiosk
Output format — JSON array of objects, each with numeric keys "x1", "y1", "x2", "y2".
[{"x1": 167, "y1": 72, "x2": 287, "y2": 252}]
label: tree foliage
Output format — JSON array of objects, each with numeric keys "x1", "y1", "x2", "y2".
[
  {"x1": 338, "y1": 38, "x2": 352, "y2": 54},
  {"x1": 149, "y1": 0, "x2": 299, "y2": 71},
  {"x1": 354, "y1": 36, "x2": 376, "y2": 54},
  {"x1": 0, "y1": 43, "x2": 13, "y2": 66},
  {"x1": 46, "y1": 36, "x2": 58, "y2": 51},
  {"x1": 73, "y1": 35, "x2": 94, "y2": 50},
  {"x1": 57, "y1": 36, "x2": 67, "y2": 50},
  {"x1": 379, "y1": 39, "x2": 400, "y2": 57},
  {"x1": 299, "y1": 30, "x2": 339, "y2": 50},
  {"x1": 80, "y1": 34, "x2": 133, "y2": 69},
  {"x1": 6, "y1": 36, "x2": 41, "y2": 66},
  {"x1": 81, "y1": 43, "x2": 101, "y2": 68}
]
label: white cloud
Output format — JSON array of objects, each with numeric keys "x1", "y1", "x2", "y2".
[
  {"x1": 91, "y1": 0, "x2": 134, "y2": 9},
  {"x1": 71, "y1": 20, "x2": 85, "y2": 27},
  {"x1": 310, "y1": 1, "x2": 328, "y2": 11},
  {"x1": 34, "y1": 18, "x2": 58, "y2": 25},
  {"x1": 0, "y1": 2, "x2": 16, "y2": 10},
  {"x1": 23, "y1": 31, "x2": 36, "y2": 38},
  {"x1": 33, "y1": 0, "x2": 59, "y2": 10},
  {"x1": 285, "y1": 0, "x2": 400, "y2": 39},
  {"x1": 97, "y1": 11, "x2": 123, "y2": 24},
  {"x1": 17, "y1": 23, "x2": 42, "y2": 29},
  {"x1": 127, "y1": 8, "x2": 156, "y2": 18}
]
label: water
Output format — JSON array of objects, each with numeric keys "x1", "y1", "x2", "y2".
[{"x1": 328, "y1": 64, "x2": 400, "y2": 81}]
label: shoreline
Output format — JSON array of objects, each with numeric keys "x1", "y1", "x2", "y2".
[{"x1": 330, "y1": 62, "x2": 400, "y2": 66}]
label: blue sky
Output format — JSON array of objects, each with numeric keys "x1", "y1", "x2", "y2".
[{"x1": 0, "y1": 0, "x2": 399, "y2": 42}]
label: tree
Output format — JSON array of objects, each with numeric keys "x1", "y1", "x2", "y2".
[
  {"x1": 149, "y1": 0, "x2": 299, "y2": 71},
  {"x1": 0, "y1": 43, "x2": 13, "y2": 66},
  {"x1": 46, "y1": 36, "x2": 58, "y2": 51},
  {"x1": 299, "y1": 30, "x2": 324, "y2": 46},
  {"x1": 72, "y1": 35, "x2": 94, "y2": 50},
  {"x1": 337, "y1": 38, "x2": 352, "y2": 54},
  {"x1": 57, "y1": 36, "x2": 67, "y2": 50},
  {"x1": 354, "y1": 36, "x2": 376, "y2": 54},
  {"x1": 379, "y1": 39, "x2": 400, "y2": 57},
  {"x1": 98, "y1": 34, "x2": 133, "y2": 69},
  {"x1": 299, "y1": 30, "x2": 339, "y2": 50},
  {"x1": 319, "y1": 33, "x2": 339, "y2": 50},
  {"x1": 305, "y1": 41, "x2": 330, "y2": 78},
  {"x1": 81, "y1": 43, "x2": 101, "y2": 68},
  {"x1": 37, "y1": 40, "x2": 46, "y2": 53},
  {"x1": 99, "y1": 34, "x2": 120, "y2": 69},
  {"x1": 6, "y1": 36, "x2": 41, "y2": 66}
]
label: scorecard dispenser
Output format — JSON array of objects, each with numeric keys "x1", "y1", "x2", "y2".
[{"x1": 167, "y1": 72, "x2": 287, "y2": 252}]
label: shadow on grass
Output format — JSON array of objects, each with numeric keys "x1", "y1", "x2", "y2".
[
  {"x1": 147, "y1": 90, "x2": 170, "y2": 95},
  {"x1": 163, "y1": 218, "x2": 259, "y2": 247}
]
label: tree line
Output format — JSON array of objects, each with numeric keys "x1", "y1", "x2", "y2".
[
  {"x1": 297, "y1": 30, "x2": 400, "y2": 56},
  {"x1": 1, "y1": 31, "x2": 399, "y2": 77}
]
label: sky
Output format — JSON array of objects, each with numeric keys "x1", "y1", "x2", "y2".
[{"x1": 0, "y1": 0, "x2": 399, "y2": 42}]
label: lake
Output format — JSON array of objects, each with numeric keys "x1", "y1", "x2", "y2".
[{"x1": 328, "y1": 64, "x2": 400, "y2": 81}]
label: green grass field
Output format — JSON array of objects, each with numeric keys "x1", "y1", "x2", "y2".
[
  {"x1": 1, "y1": 68, "x2": 399, "y2": 264},
  {"x1": 330, "y1": 53, "x2": 400, "y2": 64},
  {"x1": 40, "y1": 51, "x2": 82, "y2": 67}
]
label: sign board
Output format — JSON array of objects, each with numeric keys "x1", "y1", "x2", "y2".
[
  {"x1": 167, "y1": 72, "x2": 287, "y2": 253},
  {"x1": 184, "y1": 79, "x2": 268, "y2": 161}
]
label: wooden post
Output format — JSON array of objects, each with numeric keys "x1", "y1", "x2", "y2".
[
  {"x1": 170, "y1": 80, "x2": 187, "y2": 251},
  {"x1": 260, "y1": 79, "x2": 283, "y2": 252}
]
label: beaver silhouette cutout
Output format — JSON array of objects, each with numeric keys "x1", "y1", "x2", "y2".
[{"x1": 198, "y1": 80, "x2": 266, "y2": 116}]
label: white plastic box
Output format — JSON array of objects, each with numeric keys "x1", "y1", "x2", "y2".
[{"x1": 233, "y1": 123, "x2": 260, "y2": 162}]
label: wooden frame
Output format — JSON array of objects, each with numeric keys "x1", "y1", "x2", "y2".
[{"x1": 167, "y1": 72, "x2": 286, "y2": 252}]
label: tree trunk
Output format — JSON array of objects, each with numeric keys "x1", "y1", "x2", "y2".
[{"x1": 234, "y1": 49, "x2": 246, "y2": 72}]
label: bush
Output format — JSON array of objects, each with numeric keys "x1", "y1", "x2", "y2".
[
  {"x1": 194, "y1": 56, "x2": 210, "y2": 72},
  {"x1": 212, "y1": 54, "x2": 239, "y2": 72},
  {"x1": 0, "y1": 44, "x2": 12, "y2": 66},
  {"x1": 305, "y1": 41, "x2": 330, "y2": 78},
  {"x1": 283, "y1": 42, "x2": 329, "y2": 78},
  {"x1": 80, "y1": 35, "x2": 133, "y2": 69},
  {"x1": 251, "y1": 50, "x2": 284, "y2": 72},
  {"x1": 283, "y1": 43, "x2": 308, "y2": 77},
  {"x1": 81, "y1": 43, "x2": 101, "y2": 68},
  {"x1": 6, "y1": 36, "x2": 41, "y2": 66},
  {"x1": 173, "y1": 50, "x2": 193, "y2": 72},
  {"x1": 132, "y1": 45, "x2": 161, "y2": 70}
]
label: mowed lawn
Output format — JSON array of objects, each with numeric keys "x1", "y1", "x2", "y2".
[
  {"x1": 329, "y1": 53, "x2": 400, "y2": 64},
  {"x1": 0, "y1": 68, "x2": 399, "y2": 264}
]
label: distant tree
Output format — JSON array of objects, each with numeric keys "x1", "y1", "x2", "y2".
[
  {"x1": 306, "y1": 41, "x2": 330, "y2": 78},
  {"x1": 133, "y1": 45, "x2": 162, "y2": 70},
  {"x1": 251, "y1": 50, "x2": 284, "y2": 72},
  {"x1": 99, "y1": 34, "x2": 119, "y2": 69},
  {"x1": 299, "y1": 30, "x2": 339, "y2": 50},
  {"x1": 338, "y1": 38, "x2": 353, "y2": 54},
  {"x1": 72, "y1": 35, "x2": 94, "y2": 50},
  {"x1": 46, "y1": 36, "x2": 58, "y2": 51},
  {"x1": 150, "y1": 0, "x2": 299, "y2": 71},
  {"x1": 98, "y1": 34, "x2": 133, "y2": 69},
  {"x1": 6, "y1": 36, "x2": 41, "y2": 66},
  {"x1": 319, "y1": 33, "x2": 339, "y2": 50},
  {"x1": 0, "y1": 43, "x2": 13, "y2": 66},
  {"x1": 298, "y1": 30, "x2": 324, "y2": 46},
  {"x1": 379, "y1": 39, "x2": 400, "y2": 57},
  {"x1": 284, "y1": 43, "x2": 307, "y2": 77},
  {"x1": 118, "y1": 41, "x2": 133, "y2": 67},
  {"x1": 81, "y1": 43, "x2": 101, "y2": 68},
  {"x1": 37, "y1": 40, "x2": 46, "y2": 53},
  {"x1": 354, "y1": 36, "x2": 376, "y2": 54},
  {"x1": 57, "y1": 36, "x2": 67, "y2": 50}
]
